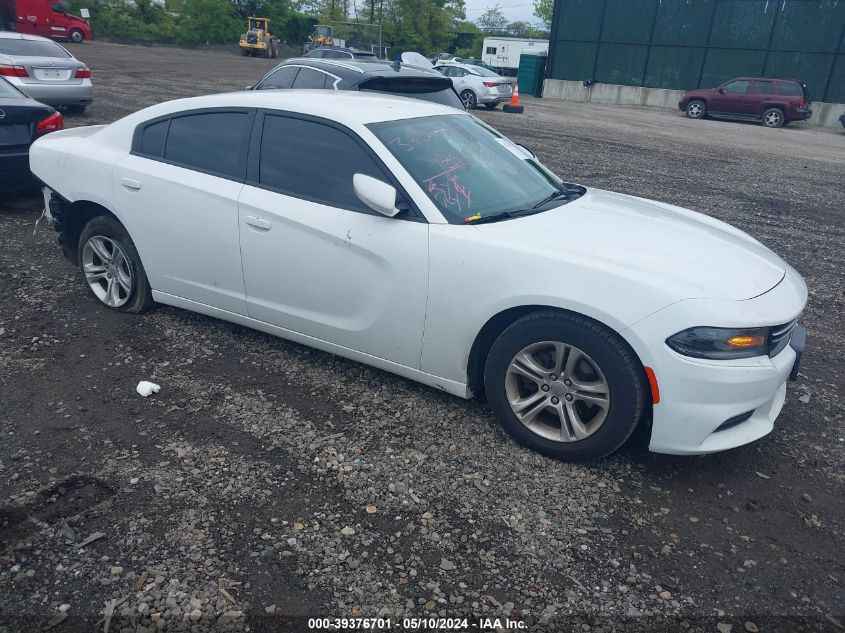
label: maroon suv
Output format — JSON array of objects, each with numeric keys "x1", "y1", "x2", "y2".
[{"x1": 679, "y1": 77, "x2": 812, "y2": 128}]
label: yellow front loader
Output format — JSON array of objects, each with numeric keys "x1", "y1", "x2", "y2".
[{"x1": 239, "y1": 17, "x2": 278, "y2": 58}]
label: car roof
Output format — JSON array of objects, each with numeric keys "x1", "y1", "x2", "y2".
[
  {"x1": 126, "y1": 90, "x2": 464, "y2": 128},
  {"x1": 0, "y1": 31, "x2": 53, "y2": 42},
  {"x1": 281, "y1": 57, "x2": 445, "y2": 80}
]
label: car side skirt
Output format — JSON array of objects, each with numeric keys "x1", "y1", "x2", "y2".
[{"x1": 152, "y1": 291, "x2": 471, "y2": 400}]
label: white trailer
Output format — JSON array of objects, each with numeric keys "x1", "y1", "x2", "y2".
[{"x1": 481, "y1": 37, "x2": 549, "y2": 76}]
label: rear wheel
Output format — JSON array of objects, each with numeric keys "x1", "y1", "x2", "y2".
[
  {"x1": 68, "y1": 28, "x2": 84, "y2": 43},
  {"x1": 685, "y1": 99, "x2": 705, "y2": 119},
  {"x1": 762, "y1": 107, "x2": 784, "y2": 128},
  {"x1": 77, "y1": 216, "x2": 154, "y2": 314},
  {"x1": 460, "y1": 90, "x2": 477, "y2": 109},
  {"x1": 483, "y1": 311, "x2": 646, "y2": 461}
]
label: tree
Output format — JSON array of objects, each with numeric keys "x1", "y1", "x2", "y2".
[
  {"x1": 476, "y1": 4, "x2": 506, "y2": 33},
  {"x1": 506, "y1": 20, "x2": 536, "y2": 38},
  {"x1": 533, "y1": 0, "x2": 552, "y2": 30}
]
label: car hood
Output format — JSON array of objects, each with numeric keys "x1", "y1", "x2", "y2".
[{"x1": 473, "y1": 188, "x2": 786, "y2": 301}]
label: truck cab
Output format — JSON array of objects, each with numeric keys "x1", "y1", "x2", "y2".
[{"x1": 1, "y1": 0, "x2": 91, "y2": 43}]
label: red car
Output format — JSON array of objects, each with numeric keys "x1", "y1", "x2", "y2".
[{"x1": 679, "y1": 77, "x2": 812, "y2": 128}]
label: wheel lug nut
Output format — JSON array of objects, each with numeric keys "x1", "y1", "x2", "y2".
[
  {"x1": 551, "y1": 396, "x2": 559, "y2": 404},
  {"x1": 550, "y1": 374, "x2": 557, "y2": 381},
  {"x1": 564, "y1": 379, "x2": 572, "y2": 386},
  {"x1": 565, "y1": 394, "x2": 574, "y2": 401},
  {"x1": 541, "y1": 384, "x2": 550, "y2": 392}
]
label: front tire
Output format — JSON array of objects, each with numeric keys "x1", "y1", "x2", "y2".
[
  {"x1": 685, "y1": 99, "x2": 705, "y2": 119},
  {"x1": 77, "y1": 216, "x2": 154, "y2": 314},
  {"x1": 484, "y1": 311, "x2": 646, "y2": 461},
  {"x1": 68, "y1": 28, "x2": 84, "y2": 43},
  {"x1": 762, "y1": 107, "x2": 784, "y2": 128},
  {"x1": 460, "y1": 90, "x2": 477, "y2": 109}
]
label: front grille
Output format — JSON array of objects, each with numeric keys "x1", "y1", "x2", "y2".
[{"x1": 769, "y1": 318, "x2": 798, "y2": 357}]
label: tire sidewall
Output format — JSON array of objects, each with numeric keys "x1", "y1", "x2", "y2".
[
  {"x1": 484, "y1": 315, "x2": 642, "y2": 461},
  {"x1": 77, "y1": 217, "x2": 151, "y2": 313}
]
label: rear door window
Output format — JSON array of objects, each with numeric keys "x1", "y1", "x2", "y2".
[
  {"x1": 292, "y1": 67, "x2": 330, "y2": 89},
  {"x1": 257, "y1": 114, "x2": 389, "y2": 213},
  {"x1": 257, "y1": 66, "x2": 298, "y2": 90},
  {"x1": 162, "y1": 111, "x2": 251, "y2": 180},
  {"x1": 749, "y1": 80, "x2": 772, "y2": 94}
]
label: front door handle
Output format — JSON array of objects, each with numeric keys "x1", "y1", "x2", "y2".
[
  {"x1": 245, "y1": 216, "x2": 271, "y2": 231},
  {"x1": 120, "y1": 178, "x2": 141, "y2": 191}
]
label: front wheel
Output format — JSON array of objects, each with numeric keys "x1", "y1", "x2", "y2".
[
  {"x1": 685, "y1": 99, "x2": 705, "y2": 119},
  {"x1": 460, "y1": 90, "x2": 477, "y2": 109},
  {"x1": 68, "y1": 28, "x2": 84, "y2": 43},
  {"x1": 484, "y1": 311, "x2": 646, "y2": 461},
  {"x1": 762, "y1": 107, "x2": 784, "y2": 128},
  {"x1": 77, "y1": 216, "x2": 155, "y2": 313}
]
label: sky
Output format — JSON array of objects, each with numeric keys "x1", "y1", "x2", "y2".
[{"x1": 463, "y1": 0, "x2": 540, "y2": 25}]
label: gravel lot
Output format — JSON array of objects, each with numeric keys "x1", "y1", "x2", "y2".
[{"x1": 1, "y1": 41, "x2": 843, "y2": 633}]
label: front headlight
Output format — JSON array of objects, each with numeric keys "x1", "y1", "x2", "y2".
[{"x1": 666, "y1": 326, "x2": 770, "y2": 360}]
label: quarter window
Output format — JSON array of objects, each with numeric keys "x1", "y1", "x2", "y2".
[
  {"x1": 138, "y1": 120, "x2": 168, "y2": 157},
  {"x1": 163, "y1": 112, "x2": 250, "y2": 179},
  {"x1": 258, "y1": 115, "x2": 389, "y2": 213},
  {"x1": 258, "y1": 66, "x2": 298, "y2": 90},
  {"x1": 292, "y1": 67, "x2": 330, "y2": 89},
  {"x1": 777, "y1": 81, "x2": 803, "y2": 96}
]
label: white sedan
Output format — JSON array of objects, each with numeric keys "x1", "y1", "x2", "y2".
[{"x1": 29, "y1": 91, "x2": 807, "y2": 461}]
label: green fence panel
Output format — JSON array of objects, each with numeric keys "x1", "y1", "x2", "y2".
[
  {"x1": 644, "y1": 46, "x2": 706, "y2": 89},
  {"x1": 600, "y1": 0, "x2": 657, "y2": 44},
  {"x1": 556, "y1": 0, "x2": 606, "y2": 42},
  {"x1": 550, "y1": 41, "x2": 598, "y2": 80},
  {"x1": 709, "y1": 0, "x2": 777, "y2": 49},
  {"x1": 826, "y1": 54, "x2": 845, "y2": 101},
  {"x1": 652, "y1": 0, "x2": 715, "y2": 46},
  {"x1": 765, "y1": 51, "x2": 836, "y2": 100},
  {"x1": 595, "y1": 43, "x2": 649, "y2": 85},
  {"x1": 699, "y1": 48, "x2": 766, "y2": 87},
  {"x1": 771, "y1": 0, "x2": 845, "y2": 53}
]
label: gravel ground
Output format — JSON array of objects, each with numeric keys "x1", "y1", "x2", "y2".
[{"x1": 1, "y1": 41, "x2": 843, "y2": 633}]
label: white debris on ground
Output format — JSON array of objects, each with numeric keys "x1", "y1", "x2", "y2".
[{"x1": 136, "y1": 381, "x2": 161, "y2": 397}]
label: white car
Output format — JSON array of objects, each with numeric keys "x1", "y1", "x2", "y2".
[
  {"x1": 29, "y1": 91, "x2": 807, "y2": 461},
  {"x1": 433, "y1": 61, "x2": 512, "y2": 109}
]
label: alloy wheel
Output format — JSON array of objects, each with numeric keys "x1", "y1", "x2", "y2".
[
  {"x1": 764, "y1": 110, "x2": 782, "y2": 127},
  {"x1": 505, "y1": 341, "x2": 610, "y2": 442},
  {"x1": 81, "y1": 235, "x2": 134, "y2": 308},
  {"x1": 687, "y1": 103, "x2": 703, "y2": 118},
  {"x1": 461, "y1": 90, "x2": 477, "y2": 109}
]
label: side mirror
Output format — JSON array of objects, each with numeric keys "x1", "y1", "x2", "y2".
[
  {"x1": 244, "y1": 85, "x2": 253, "y2": 91},
  {"x1": 353, "y1": 174, "x2": 399, "y2": 217},
  {"x1": 515, "y1": 143, "x2": 536, "y2": 160},
  {"x1": 718, "y1": 88, "x2": 725, "y2": 94}
]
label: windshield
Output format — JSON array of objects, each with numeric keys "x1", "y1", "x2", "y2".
[
  {"x1": 0, "y1": 77, "x2": 24, "y2": 98},
  {"x1": 368, "y1": 114, "x2": 564, "y2": 223},
  {"x1": 0, "y1": 39, "x2": 70, "y2": 58}
]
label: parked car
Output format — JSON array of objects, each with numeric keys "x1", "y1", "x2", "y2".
[
  {"x1": 30, "y1": 91, "x2": 807, "y2": 461},
  {"x1": 0, "y1": 31, "x2": 92, "y2": 111},
  {"x1": 0, "y1": 75, "x2": 61, "y2": 190},
  {"x1": 1, "y1": 0, "x2": 91, "y2": 43},
  {"x1": 679, "y1": 77, "x2": 811, "y2": 128},
  {"x1": 304, "y1": 46, "x2": 377, "y2": 60},
  {"x1": 433, "y1": 60, "x2": 512, "y2": 109},
  {"x1": 248, "y1": 57, "x2": 464, "y2": 110}
]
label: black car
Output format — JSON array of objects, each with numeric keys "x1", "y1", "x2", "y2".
[
  {"x1": 248, "y1": 58, "x2": 465, "y2": 110},
  {"x1": 304, "y1": 46, "x2": 378, "y2": 60},
  {"x1": 0, "y1": 76, "x2": 63, "y2": 192}
]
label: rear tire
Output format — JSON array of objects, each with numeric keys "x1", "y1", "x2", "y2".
[
  {"x1": 483, "y1": 311, "x2": 646, "y2": 461},
  {"x1": 460, "y1": 90, "x2": 477, "y2": 109},
  {"x1": 68, "y1": 29, "x2": 84, "y2": 44},
  {"x1": 685, "y1": 99, "x2": 706, "y2": 119},
  {"x1": 762, "y1": 107, "x2": 785, "y2": 128},
  {"x1": 77, "y1": 216, "x2": 154, "y2": 314}
]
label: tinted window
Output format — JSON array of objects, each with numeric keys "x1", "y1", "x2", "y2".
[
  {"x1": 307, "y1": 49, "x2": 325, "y2": 58},
  {"x1": 164, "y1": 112, "x2": 249, "y2": 179},
  {"x1": 258, "y1": 66, "x2": 298, "y2": 89},
  {"x1": 292, "y1": 67, "x2": 329, "y2": 89},
  {"x1": 777, "y1": 81, "x2": 803, "y2": 96},
  {"x1": 323, "y1": 50, "x2": 351, "y2": 59},
  {"x1": 139, "y1": 120, "x2": 168, "y2": 157},
  {"x1": 258, "y1": 115, "x2": 388, "y2": 213},
  {"x1": 359, "y1": 78, "x2": 463, "y2": 109},
  {"x1": 722, "y1": 80, "x2": 750, "y2": 94},
  {"x1": 749, "y1": 80, "x2": 772, "y2": 94},
  {"x1": 0, "y1": 39, "x2": 70, "y2": 58}
]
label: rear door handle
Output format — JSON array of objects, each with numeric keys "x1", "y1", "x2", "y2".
[
  {"x1": 245, "y1": 216, "x2": 271, "y2": 231},
  {"x1": 120, "y1": 178, "x2": 141, "y2": 191}
]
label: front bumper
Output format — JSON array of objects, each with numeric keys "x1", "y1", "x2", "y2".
[
  {"x1": 6, "y1": 78, "x2": 93, "y2": 107},
  {"x1": 626, "y1": 266, "x2": 807, "y2": 455}
]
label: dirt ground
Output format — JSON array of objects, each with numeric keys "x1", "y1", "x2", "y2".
[{"x1": 1, "y1": 41, "x2": 843, "y2": 633}]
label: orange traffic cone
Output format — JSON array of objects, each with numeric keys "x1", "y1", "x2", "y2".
[{"x1": 503, "y1": 81, "x2": 524, "y2": 113}]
